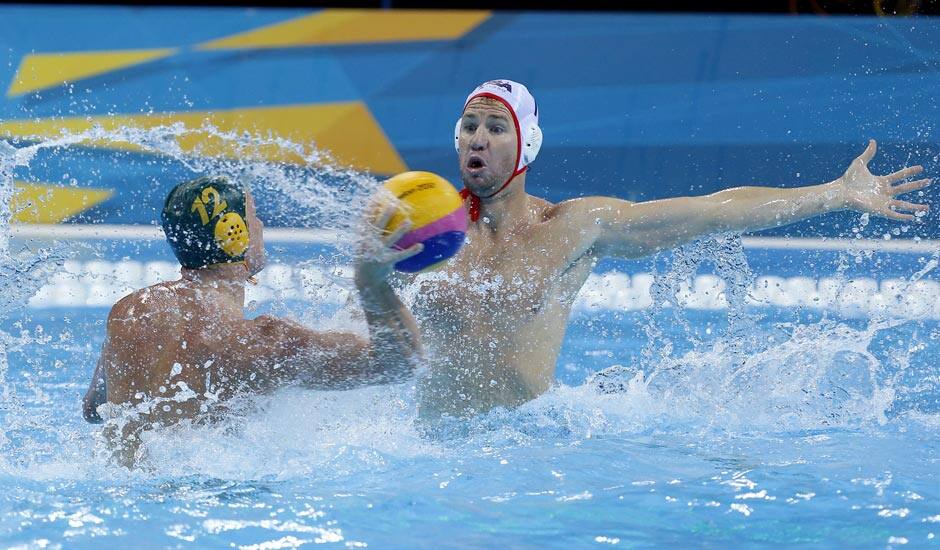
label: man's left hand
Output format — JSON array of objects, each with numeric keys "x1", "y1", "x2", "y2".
[{"x1": 838, "y1": 139, "x2": 932, "y2": 221}]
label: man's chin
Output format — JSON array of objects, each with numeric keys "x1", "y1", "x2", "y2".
[{"x1": 460, "y1": 171, "x2": 497, "y2": 194}]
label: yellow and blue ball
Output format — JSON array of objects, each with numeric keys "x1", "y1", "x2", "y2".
[{"x1": 381, "y1": 171, "x2": 467, "y2": 273}]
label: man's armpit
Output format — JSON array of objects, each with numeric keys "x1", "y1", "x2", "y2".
[{"x1": 543, "y1": 200, "x2": 610, "y2": 267}]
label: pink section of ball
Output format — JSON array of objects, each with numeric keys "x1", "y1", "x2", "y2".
[{"x1": 393, "y1": 206, "x2": 468, "y2": 250}]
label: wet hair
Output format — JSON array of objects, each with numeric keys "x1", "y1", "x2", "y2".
[{"x1": 160, "y1": 176, "x2": 250, "y2": 269}]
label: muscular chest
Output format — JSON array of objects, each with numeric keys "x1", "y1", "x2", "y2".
[{"x1": 410, "y1": 235, "x2": 585, "y2": 332}]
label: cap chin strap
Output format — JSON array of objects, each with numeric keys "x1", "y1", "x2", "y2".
[{"x1": 459, "y1": 167, "x2": 527, "y2": 222}]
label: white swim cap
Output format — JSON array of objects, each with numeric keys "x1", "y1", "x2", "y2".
[{"x1": 454, "y1": 79, "x2": 542, "y2": 174}]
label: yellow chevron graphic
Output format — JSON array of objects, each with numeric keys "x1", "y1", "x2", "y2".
[
  {"x1": 5, "y1": 10, "x2": 488, "y2": 96},
  {"x1": 10, "y1": 182, "x2": 113, "y2": 223},
  {"x1": 0, "y1": 103, "x2": 407, "y2": 174},
  {"x1": 199, "y1": 9, "x2": 490, "y2": 49},
  {"x1": 7, "y1": 49, "x2": 177, "y2": 97}
]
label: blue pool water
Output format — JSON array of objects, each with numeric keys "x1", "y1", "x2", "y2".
[{"x1": 0, "y1": 239, "x2": 938, "y2": 548}]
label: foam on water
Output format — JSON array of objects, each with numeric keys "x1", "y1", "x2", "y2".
[
  {"x1": 0, "y1": 126, "x2": 394, "y2": 291},
  {"x1": 112, "y1": 311, "x2": 936, "y2": 478},
  {"x1": 4, "y1": 123, "x2": 383, "y2": 235},
  {"x1": 0, "y1": 298, "x2": 931, "y2": 483}
]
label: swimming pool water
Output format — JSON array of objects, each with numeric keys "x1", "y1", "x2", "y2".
[{"x1": 0, "y1": 243, "x2": 937, "y2": 548}]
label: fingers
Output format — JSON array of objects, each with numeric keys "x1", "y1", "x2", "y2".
[
  {"x1": 390, "y1": 243, "x2": 424, "y2": 263},
  {"x1": 382, "y1": 219, "x2": 412, "y2": 247},
  {"x1": 874, "y1": 200, "x2": 928, "y2": 222},
  {"x1": 877, "y1": 207, "x2": 915, "y2": 222},
  {"x1": 858, "y1": 139, "x2": 877, "y2": 164},
  {"x1": 372, "y1": 202, "x2": 396, "y2": 230},
  {"x1": 891, "y1": 177, "x2": 932, "y2": 195},
  {"x1": 890, "y1": 199, "x2": 929, "y2": 214},
  {"x1": 885, "y1": 165, "x2": 924, "y2": 184},
  {"x1": 367, "y1": 200, "x2": 411, "y2": 241}
]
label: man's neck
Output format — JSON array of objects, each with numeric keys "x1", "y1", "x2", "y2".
[
  {"x1": 180, "y1": 263, "x2": 247, "y2": 307},
  {"x1": 476, "y1": 173, "x2": 530, "y2": 234}
]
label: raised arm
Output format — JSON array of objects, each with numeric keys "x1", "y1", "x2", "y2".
[
  {"x1": 224, "y1": 206, "x2": 424, "y2": 390},
  {"x1": 322, "y1": 205, "x2": 424, "y2": 386},
  {"x1": 563, "y1": 140, "x2": 930, "y2": 259}
]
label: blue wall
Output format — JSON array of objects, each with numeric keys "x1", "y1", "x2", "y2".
[{"x1": 2, "y1": 6, "x2": 938, "y2": 239}]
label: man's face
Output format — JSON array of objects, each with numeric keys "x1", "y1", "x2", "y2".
[
  {"x1": 458, "y1": 98, "x2": 518, "y2": 195},
  {"x1": 244, "y1": 191, "x2": 266, "y2": 276}
]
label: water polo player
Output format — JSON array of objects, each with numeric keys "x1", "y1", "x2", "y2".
[
  {"x1": 407, "y1": 79, "x2": 932, "y2": 419},
  {"x1": 82, "y1": 176, "x2": 425, "y2": 466}
]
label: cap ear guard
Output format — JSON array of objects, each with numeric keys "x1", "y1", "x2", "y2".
[
  {"x1": 454, "y1": 118, "x2": 462, "y2": 153},
  {"x1": 522, "y1": 121, "x2": 542, "y2": 166},
  {"x1": 214, "y1": 211, "x2": 250, "y2": 258}
]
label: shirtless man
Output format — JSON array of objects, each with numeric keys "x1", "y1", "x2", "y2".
[
  {"x1": 82, "y1": 176, "x2": 422, "y2": 462},
  {"x1": 412, "y1": 79, "x2": 931, "y2": 419}
]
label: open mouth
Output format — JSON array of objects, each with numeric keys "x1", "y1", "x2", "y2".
[{"x1": 466, "y1": 156, "x2": 486, "y2": 170}]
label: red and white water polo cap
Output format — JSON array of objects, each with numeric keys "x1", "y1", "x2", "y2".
[{"x1": 455, "y1": 79, "x2": 543, "y2": 175}]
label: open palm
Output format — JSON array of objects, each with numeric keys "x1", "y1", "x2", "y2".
[{"x1": 840, "y1": 139, "x2": 931, "y2": 221}]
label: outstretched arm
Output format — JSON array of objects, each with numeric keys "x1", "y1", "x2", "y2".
[{"x1": 561, "y1": 140, "x2": 930, "y2": 259}]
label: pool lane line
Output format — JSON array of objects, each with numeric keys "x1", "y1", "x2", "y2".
[
  {"x1": 741, "y1": 236, "x2": 938, "y2": 254},
  {"x1": 8, "y1": 223, "x2": 342, "y2": 245},
  {"x1": 8, "y1": 223, "x2": 940, "y2": 254}
]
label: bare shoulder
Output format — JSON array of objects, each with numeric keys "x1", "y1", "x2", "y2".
[
  {"x1": 102, "y1": 283, "x2": 188, "y2": 392},
  {"x1": 104, "y1": 284, "x2": 184, "y2": 367},
  {"x1": 544, "y1": 196, "x2": 635, "y2": 221},
  {"x1": 526, "y1": 195, "x2": 635, "y2": 267},
  {"x1": 526, "y1": 194, "x2": 553, "y2": 215},
  {"x1": 107, "y1": 281, "x2": 183, "y2": 329},
  {"x1": 538, "y1": 197, "x2": 612, "y2": 234},
  {"x1": 542, "y1": 197, "x2": 579, "y2": 222}
]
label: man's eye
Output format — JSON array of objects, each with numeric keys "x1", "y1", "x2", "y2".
[
  {"x1": 490, "y1": 126, "x2": 505, "y2": 134},
  {"x1": 463, "y1": 124, "x2": 477, "y2": 132}
]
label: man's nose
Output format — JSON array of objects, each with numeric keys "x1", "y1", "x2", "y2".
[{"x1": 469, "y1": 127, "x2": 487, "y2": 151}]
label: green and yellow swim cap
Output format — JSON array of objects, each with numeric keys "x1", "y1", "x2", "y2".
[{"x1": 161, "y1": 176, "x2": 250, "y2": 269}]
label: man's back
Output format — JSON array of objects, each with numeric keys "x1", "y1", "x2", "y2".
[
  {"x1": 99, "y1": 275, "x2": 397, "y2": 424},
  {"x1": 102, "y1": 280, "x2": 239, "y2": 425}
]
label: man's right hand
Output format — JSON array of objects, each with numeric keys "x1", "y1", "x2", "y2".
[{"x1": 354, "y1": 203, "x2": 423, "y2": 287}]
